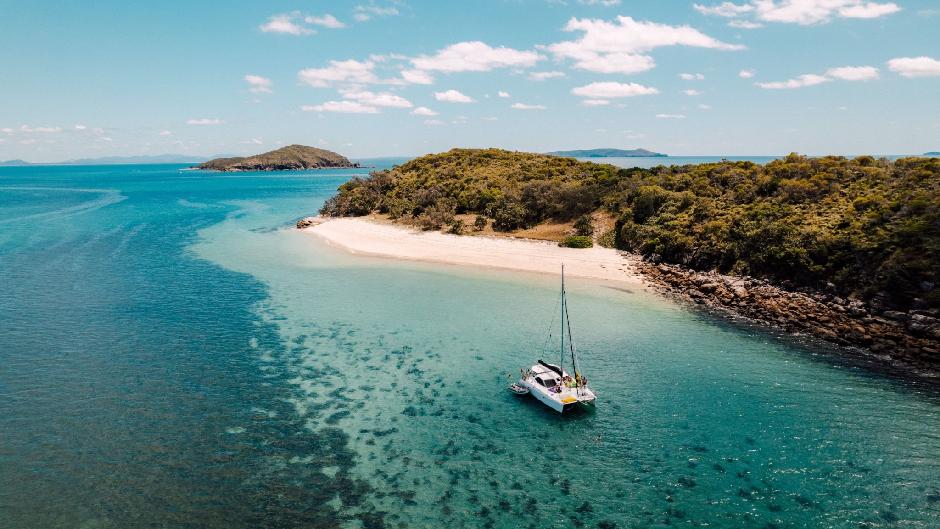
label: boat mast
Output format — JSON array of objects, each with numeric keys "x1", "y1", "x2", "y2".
[{"x1": 560, "y1": 264, "x2": 565, "y2": 377}]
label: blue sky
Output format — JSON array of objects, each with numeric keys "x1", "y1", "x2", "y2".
[{"x1": 1, "y1": 0, "x2": 938, "y2": 161}]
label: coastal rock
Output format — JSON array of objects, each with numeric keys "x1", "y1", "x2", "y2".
[
  {"x1": 632, "y1": 259, "x2": 939, "y2": 374},
  {"x1": 296, "y1": 217, "x2": 318, "y2": 229}
]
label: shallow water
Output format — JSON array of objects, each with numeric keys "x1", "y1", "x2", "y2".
[{"x1": 2, "y1": 163, "x2": 939, "y2": 529}]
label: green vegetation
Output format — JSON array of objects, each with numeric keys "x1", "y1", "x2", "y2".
[
  {"x1": 320, "y1": 149, "x2": 940, "y2": 310},
  {"x1": 560, "y1": 235, "x2": 594, "y2": 248},
  {"x1": 547, "y1": 148, "x2": 666, "y2": 158}
]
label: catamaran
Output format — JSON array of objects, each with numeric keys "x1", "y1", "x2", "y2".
[{"x1": 510, "y1": 264, "x2": 596, "y2": 413}]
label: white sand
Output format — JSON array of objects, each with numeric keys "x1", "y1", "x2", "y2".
[{"x1": 304, "y1": 217, "x2": 642, "y2": 284}]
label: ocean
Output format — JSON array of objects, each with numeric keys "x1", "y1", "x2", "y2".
[{"x1": 1, "y1": 161, "x2": 939, "y2": 528}]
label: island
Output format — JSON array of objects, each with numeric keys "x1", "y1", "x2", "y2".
[
  {"x1": 309, "y1": 148, "x2": 940, "y2": 370},
  {"x1": 0, "y1": 159, "x2": 32, "y2": 166},
  {"x1": 197, "y1": 144, "x2": 358, "y2": 172},
  {"x1": 547, "y1": 148, "x2": 666, "y2": 158},
  {"x1": 925, "y1": 152, "x2": 940, "y2": 156}
]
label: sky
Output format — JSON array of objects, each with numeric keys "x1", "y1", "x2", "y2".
[{"x1": 1, "y1": 0, "x2": 938, "y2": 162}]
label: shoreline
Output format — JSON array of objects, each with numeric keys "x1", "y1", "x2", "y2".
[
  {"x1": 301, "y1": 216, "x2": 939, "y2": 379},
  {"x1": 302, "y1": 217, "x2": 643, "y2": 285}
]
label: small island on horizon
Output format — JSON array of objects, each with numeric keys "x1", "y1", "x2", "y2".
[
  {"x1": 547, "y1": 148, "x2": 666, "y2": 158},
  {"x1": 197, "y1": 144, "x2": 358, "y2": 172}
]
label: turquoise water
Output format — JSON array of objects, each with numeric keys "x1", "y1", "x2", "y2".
[{"x1": 1, "y1": 163, "x2": 939, "y2": 529}]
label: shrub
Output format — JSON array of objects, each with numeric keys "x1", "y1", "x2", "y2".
[
  {"x1": 449, "y1": 219, "x2": 465, "y2": 235},
  {"x1": 473, "y1": 215, "x2": 487, "y2": 231},
  {"x1": 559, "y1": 235, "x2": 593, "y2": 248},
  {"x1": 574, "y1": 214, "x2": 594, "y2": 236}
]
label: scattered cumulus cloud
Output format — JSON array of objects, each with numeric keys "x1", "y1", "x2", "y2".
[
  {"x1": 887, "y1": 56, "x2": 940, "y2": 78},
  {"x1": 340, "y1": 89, "x2": 413, "y2": 108},
  {"x1": 511, "y1": 102, "x2": 547, "y2": 110},
  {"x1": 693, "y1": 2, "x2": 754, "y2": 17},
  {"x1": 698, "y1": 103, "x2": 713, "y2": 110},
  {"x1": 683, "y1": 89, "x2": 702, "y2": 96},
  {"x1": 411, "y1": 106, "x2": 438, "y2": 116},
  {"x1": 694, "y1": 1, "x2": 900, "y2": 26},
  {"x1": 412, "y1": 41, "x2": 542, "y2": 73},
  {"x1": 240, "y1": 138, "x2": 264, "y2": 145},
  {"x1": 260, "y1": 13, "x2": 314, "y2": 35},
  {"x1": 74, "y1": 124, "x2": 87, "y2": 130},
  {"x1": 244, "y1": 74, "x2": 273, "y2": 94},
  {"x1": 577, "y1": 0, "x2": 621, "y2": 5},
  {"x1": 656, "y1": 113, "x2": 686, "y2": 119},
  {"x1": 298, "y1": 60, "x2": 377, "y2": 87},
  {"x1": 305, "y1": 14, "x2": 345, "y2": 29},
  {"x1": 301, "y1": 101, "x2": 379, "y2": 113},
  {"x1": 529, "y1": 70, "x2": 566, "y2": 81},
  {"x1": 434, "y1": 89, "x2": 475, "y2": 103},
  {"x1": 756, "y1": 73, "x2": 829, "y2": 89},
  {"x1": 186, "y1": 118, "x2": 224, "y2": 125},
  {"x1": 423, "y1": 119, "x2": 444, "y2": 126},
  {"x1": 400, "y1": 69, "x2": 434, "y2": 85},
  {"x1": 739, "y1": 69, "x2": 756, "y2": 78},
  {"x1": 679, "y1": 73, "x2": 705, "y2": 80},
  {"x1": 353, "y1": 4, "x2": 400, "y2": 22},
  {"x1": 545, "y1": 16, "x2": 743, "y2": 75},
  {"x1": 757, "y1": 65, "x2": 878, "y2": 88},
  {"x1": 826, "y1": 65, "x2": 879, "y2": 81},
  {"x1": 571, "y1": 81, "x2": 659, "y2": 98},
  {"x1": 581, "y1": 99, "x2": 610, "y2": 106},
  {"x1": 158, "y1": 130, "x2": 172, "y2": 136},
  {"x1": 497, "y1": 91, "x2": 511, "y2": 98}
]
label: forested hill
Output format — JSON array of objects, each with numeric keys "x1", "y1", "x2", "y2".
[{"x1": 320, "y1": 148, "x2": 940, "y2": 311}]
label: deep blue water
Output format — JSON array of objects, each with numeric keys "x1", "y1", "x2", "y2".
[{"x1": 1, "y1": 162, "x2": 939, "y2": 529}]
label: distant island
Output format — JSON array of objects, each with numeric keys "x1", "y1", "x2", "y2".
[
  {"x1": 0, "y1": 159, "x2": 31, "y2": 166},
  {"x1": 547, "y1": 148, "x2": 666, "y2": 158},
  {"x1": 925, "y1": 152, "x2": 940, "y2": 156},
  {"x1": 198, "y1": 145, "x2": 358, "y2": 172}
]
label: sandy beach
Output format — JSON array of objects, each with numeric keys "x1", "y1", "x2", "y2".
[{"x1": 304, "y1": 217, "x2": 642, "y2": 284}]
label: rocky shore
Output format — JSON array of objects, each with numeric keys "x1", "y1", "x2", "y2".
[{"x1": 635, "y1": 261, "x2": 940, "y2": 375}]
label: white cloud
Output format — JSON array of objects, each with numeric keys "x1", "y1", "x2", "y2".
[
  {"x1": 728, "y1": 19, "x2": 764, "y2": 28},
  {"x1": 546, "y1": 16, "x2": 743, "y2": 75},
  {"x1": 187, "y1": 118, "x2": 224, "y2": 125},
  {"x1": 698, "y1": 103, "x2": 713, "y2": 110},
  {"x1": 412, "y1": 41, "x2": 542, "y2": 73},
  {"x1": 240, "y1": 138, "x2": 264, "y2": 145},
  {"x1": 305, "y1": 14, "x2": 345, "y2": 29},
  {"x1": 578, "y1": 0, "x2": 621, "y2": 5},
  {"x1": 158, "y1": 130, "x2": 172, "y2": 136},
  {"x1": 424, "y1": 119, "x2": 444, "y2": 126},
  {"x1": 529, "y1": 71, "x2": 566, "y2": 81},
  {"x1": 679, "y1": 72, "x2": 705, "y2": 80},
  {"x1": 693, "y1": 2, "x2": 754, "y2": 17},
  {"x1": 340, "y1": 89, "x2": 413, "y2": 108},
  {"x1": 656, "y1": 113, "x2": 686, "y2": 119},
  {"x1": 260, "y1": 13, "x2": 314, "y2": 35},
  {"x1": 683, "y1": 89, "x2": 702, "y2": 96},
  {"x1": 739, "y1": 69, "x2": 756, "y2": 78},
  {"x1": 298, "y1": 60, "x2": 377, "y2": 87},
  {"x1": 887, "y1": 56, "x2": 940, "y2": 78},
  {"x1": 434, "y1": 89, "x2": 475, "y2": 103},
  {"x1": 695, "y1": 1, "x2": 900, "y2": 25},
  {"x1": 411, "y1": 106, "x2": 438, "y2": 116},
  {"x1": 582, "y1": 99, "x2": 610, "y2": 106},
  {"x1": 497, "y1": 91, "x2": 511, "y2": 98},
  {"x1": 756, "y1": 73, "x2": 829, "y2": 89},
  {"x1": 511, "y1": 103, "x2": 547, "y2": 110},
  {"x1": 400, "y1": 69, "x2": 434, "y2": 85},
  {"x1": 19, "y1": 125, "x2": 62, "y2": 133},
  {"x1": 353, "y1": 4, "x2": 399, "y2": 22},
  {"x1": 482, "y1": 116, "x2": 499, "y2": 121},
  {"x1": 825, "y1": 65, "x2": 879, "y2": 81},
  {"x1": 571, "y1": 81, "x2": 659, "y2": 98},
  {"x1": 301, "y1": 101, "x2": 379, "y2": 113},
  {"x1": 244, "y1": 74, "x2": 273, "y2": 94}
]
